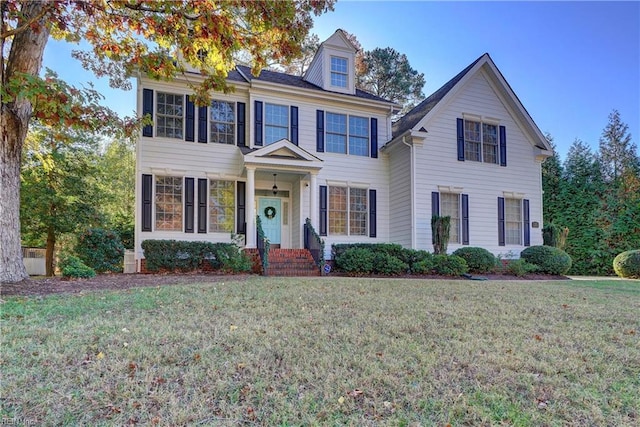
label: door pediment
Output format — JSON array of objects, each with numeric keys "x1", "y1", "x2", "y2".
[{"x1": 243, "y1": 139, "x2": 323, "y2": 170}]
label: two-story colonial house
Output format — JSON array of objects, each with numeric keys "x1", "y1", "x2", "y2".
[{"x1": 134, "y1": 29, "x2": 552, "y2": 272}]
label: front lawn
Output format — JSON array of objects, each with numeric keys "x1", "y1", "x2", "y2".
[{"x1": 1, "y1": 277, "x2": 638, "y2": 425}]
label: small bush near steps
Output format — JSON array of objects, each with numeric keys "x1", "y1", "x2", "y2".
[
  {"x1": 613, "y1": 250, "x2": 640, "y2": 279},
  {"x1": 452, "y1": 247, "x2": 496, "y2": 273},
  {"x1": 520, "y1": 245, "x2": 572, "y2": 275}
]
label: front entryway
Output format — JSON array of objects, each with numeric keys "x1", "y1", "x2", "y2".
[{"x1": 258, "y1": 197, "x2": 281, "y2": 245}]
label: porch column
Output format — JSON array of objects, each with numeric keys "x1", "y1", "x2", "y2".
[
  {"x1": 246, "y1": 167, "x2": 256, "y2": 248},
  {"x1": 309, "y1": 171, "x2": 318, "y2": 230}
]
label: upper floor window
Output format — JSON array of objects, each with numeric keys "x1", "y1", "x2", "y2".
[
  {"x1": 156, "y1": 92, "x2": 183, "y2": 139},
  {"x1": 330, "y1": 56, "x2": 348, "y2": 88},
  {"x1": 265, "y1": 103, "x2": 288, "y2": 144},
  {"x1": 464, "y1": 120, "x2": 498, "y2": 164},
  {"x1": 210, "y1": 101, "x2": 235, "y2": 144},
  {"x1": 440, "y1": 193, "x2": 460, "y2": 244},
  {"x1": 505, "y1": 198, "x2": 522, "y2": 245},
  {"x1": 155, "y1": 176, "x2": 182, "y2": 231},
  {"x1": 329, "y1": 186, "x2": 367, "y2": 236},
  {"x1": 209, "y1": 180, "x2": 235, "y2": 232},
  {"x1": 325, "y1": 112, "x2": 369, "y2": 156}
]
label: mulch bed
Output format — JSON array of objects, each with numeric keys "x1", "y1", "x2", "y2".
[{"x1": 0, "y1": 271, "x2": 568, "y2": 298}]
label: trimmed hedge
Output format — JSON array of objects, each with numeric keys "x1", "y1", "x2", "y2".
[
  {"x1": 520, "y1": 245, "x2": 572, "y2": 275},
  {"x1": 452, "y1": 247, "x2": 496, "y2": 273},
  {"x1": 59, "y1": 255, "x2": 96, "y2": 279},
  {"x1": 141, "y1": 240, "x2": 251, "y2": 273},
  {"x1": 613, "y1": 250, "x2": 640, "y2": 279},
  {"x1": 75, "y1": 228, "x2": 125, "y2": 273},
  {"x1": 433, "y1": 254, "x2": 468, "y2": 276},
  {"x1": 335, "y1": 247, "x2": 376, "y2": 275}
]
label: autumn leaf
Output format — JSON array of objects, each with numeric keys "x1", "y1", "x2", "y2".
[
  {"x1": 96, "y1": 351, "x2": 105, "y2": 360},
  {"x1": 338, "y1": 396, "x2": 345, "y2": 405}
]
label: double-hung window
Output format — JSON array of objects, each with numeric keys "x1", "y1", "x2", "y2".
[
  {"x1": 464, "y1": 119, "x2": 498, "y2": 164},
  {"x1": 330, "y1": 56, "x2": 348, "y2": 88},
  {"x1": 209, "y1": 180, "x2": 235, "y2": 233},
  {"x1": 156, "y1": 92, "x2": 183, "y2": 139},
  {"x1": 210, "y1": 101, "x2": 235, "y2": 144},
  {"x1": 440, "y1": 193, "x2": 461, "y2": 243},
  {"x1": 505, "y1": 198, "x2": 522, "y2": 245},
  {"x1": 155, "y1": 176, "x2": 183, "y2": 230},
  {"x1": 329, "y1": 186, "x2": 367, "y2": 235},
  {"x1": 265, "y1": 103, "x2": 288, "y2": 144},
  {"x1": 326, "y1": 113, "x2": 369, "y2": 156}
]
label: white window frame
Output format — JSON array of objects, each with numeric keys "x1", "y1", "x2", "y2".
[
  {"x1": 330, "y1": 56, "x2": 348, "y2": 88},
  {"x1": 505, "y1": 198, "x2": 523, "y2": 245},
  {"x1": 210, "y1": 100, "x2": 235, "y2": 144},
  {"x1": 325, "y1": 112, "x2": 369, "y2": 156},
  {"x1": 464, "y1": 119, "x2": 499, "y2": 164},
  {"x1": 209, "y1": 180, "x2": 235, "y2": 233},
  {"x1": 155, "y1": 175, "x2": 183, "y2": 231},
  {"x1": 328, "y1": 185, "x2": 368, "y2": 236},
  {"x1": 264, "y1": 103, "x2": 289, "y2": 145},
  {"x1": 440, "y1": 193, "x2": 461, "y2": 244},
  {"x1": 156, "y1": 92, "x2": 184, "y2": 139}
]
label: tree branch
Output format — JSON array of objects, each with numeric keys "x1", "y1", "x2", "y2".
[{"x1": 0, "y1": 2, "x2": 52, "y2": 40}]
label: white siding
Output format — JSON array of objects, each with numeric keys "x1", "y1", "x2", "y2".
[
  {"x1": 304, "y1": 53, "x2": 323, "y2": 88},
  {"x1": 388, "y1": 143, "x2": 413, "y2": 247},
  {"x1": 411, "y1": 71, "x2": 544, "y2": 256}
]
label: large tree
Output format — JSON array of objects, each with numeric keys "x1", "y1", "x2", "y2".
[
  {"x1": 541, "y1": 133, "x2": 563, "y2": 225},
  {"x1": 1, "y1": 0, "x2": 333, "y2": 283}
]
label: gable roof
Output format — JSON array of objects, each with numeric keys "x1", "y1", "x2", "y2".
[
  {"x1": 390, "y1": 53, "x2": 551, "y2": 151},
  {"x1": 235, "y1": 65, "x2": 391, "y2": 103}
]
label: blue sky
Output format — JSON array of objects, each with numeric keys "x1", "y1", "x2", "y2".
[{"x1": 43, "y1": 1, "x2": 639, "y2": 161}]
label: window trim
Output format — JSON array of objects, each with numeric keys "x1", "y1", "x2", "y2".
[
  {"x1": 208, "y1": 179, "x2": 236, "y2": 233},
  {"x1": 325, "y1": 112, "x2": 370, "y2": 156},
  {"x1": 264, "y1": 103, "x2": 289, "y2": 145},
  {"x1": 154, "y1": 175, "x2": 184, "y2": 231},
  {"x1": 209, "y1": 100, "x2": 236, "y2": 145},
  {"x1": 330, "y1": 56, "x2": 348, "y2": 88},
  {"x1": 155, "y1": 92, "x2": 184, "y2": 139},
  {"x1": 463, "y1": 117, "x2": 500, "y2": 164},
  {"x1": 328, "y1": 185, "x2": 369, "y2": 236},
  {"x1": 504, "y1": 197, "x2": 523, "y2": 245}
]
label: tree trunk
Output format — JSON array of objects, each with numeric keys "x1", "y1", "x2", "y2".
[
  {"x1": 0, "y1": 1, "x2": 51, "y2": 283},
  {"x1": 45, "y1": 225, "x2": 55, "y2": 277}
]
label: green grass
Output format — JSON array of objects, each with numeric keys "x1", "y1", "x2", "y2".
[{"x1": 1, "y1": 277, "x2": 639, "y2": 426}]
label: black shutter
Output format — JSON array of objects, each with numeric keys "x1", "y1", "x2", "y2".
[
  {"x1": 237, "y1": 102, "x2": 246, "y2": 147},
  {"x1": 319, "y1": 185, "x2": 327, "y2": 236},
  {"x1": 197, "y1": 179, "x2": 207, "y2": 233},
  {"x1": 457, "y1": 118, "x2": 465, "y2": 161},
  {"x1": 316, "y1": 110, "x2": 324, "y2": 152},
  {"x1": 141, "y1": 174, "x2": 153, "y2": 232},
  {"x1": 369, "y1": 189, "x2": 377, "y2": 237},
  {"x1": 237, "y1": 181, "x2": 246, "y2": 234},
  {"x1": 523, "y1": 199, "x2": 530, "y2": 246},
  {"x1": 431, "y1": 192, "x2": 440, "y2": 244},
  {"x1": 184, "y1": 177, "x2": 194, "y2": 232},
  {"x1": 142, "y1": 89, "x2": 153, "y2": 137},
  {"x1": 462, "y1": 194, "x2": 469, "y2": 245},
  {"x1": 185, "y1": 96, "x2": 195, "y2": 142},
  {"x1": 198, "y1": 106, "x2": 207, "y2": 143},
  {"x1": 498, "y1": 197, "x2": 505, "y2": 246},
  {"x1": 499, "y1": 125, "x2": 507, "y2": 166},
  {"x1": 370, "y1": 117, "x2": 378, "y2": 158},
  {"x1": 254, "y1": 100, "x2": 263, "y2": 146},
  {"x1": 290, "y1": 106, "x2": 298, "y2": 145}
]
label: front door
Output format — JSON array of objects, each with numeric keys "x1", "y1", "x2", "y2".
[{"x1": 259, "y1": 198, "x2": 281, "y2": 245}]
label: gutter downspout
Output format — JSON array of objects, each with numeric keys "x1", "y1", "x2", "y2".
[{"x1": 401, "y1": 134, "x2": 416, "y2": 249}]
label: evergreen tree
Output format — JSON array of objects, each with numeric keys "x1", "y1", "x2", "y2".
[
  {"x1": 598, "y1": 110, "x2": 639, "y2": 183},
  {"x1": 541, "y1": 134, "x2": 564, "y2": 225}
]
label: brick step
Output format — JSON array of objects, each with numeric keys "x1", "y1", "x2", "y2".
[{"x1": 267, "y1": 249, "x2": 320, "y2": 276}]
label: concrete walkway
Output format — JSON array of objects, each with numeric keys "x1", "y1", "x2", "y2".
[{"x1": 567, "y1": 276, "x2": 637, "y2": 281}]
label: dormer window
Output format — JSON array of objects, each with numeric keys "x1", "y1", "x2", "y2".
[{"x1": 330, "y1": 56, "x2": 348, "y2": 88}]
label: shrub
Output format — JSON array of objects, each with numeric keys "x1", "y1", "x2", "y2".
[
  {"x1": 431, "y1": 215, "x2": 450, "y2": 254},
  {"x1": 542, "y1": 224, "x2": 569, "y2": 250},
  {"x1": 452, "y1": 247, "x2": 496, "y2": 273},
  {"x1": 141, "y1": 240, "x2": 251, "y2": 273},
  {"x1": 332, "y1": 243, "x2": 405, "y2": 261},
  {"x1": 432, "y1": 254, "x2": 468, "y2": 276},
  {"x1": 613, "y1": 250, "x2": 640, "y2": 279},
  {"x1": 372, "y1": 252, "x2": 408, "y2": 275},
  {"x1": 520, "y1": 245, "x2": 572, "y2": 275},
  {"x1": 75, "y1": 228, "x2": 125, "y2": 273},
  {"x1": 335, "y1": 247, "x2": 375, "y2": 275},
  {"x1": 412, "y1": 255, "x2": 435, "y2": 275},
  {"x1": 505, "y1": 259, "x2": 538, "y2": 277},
  {"x1": 59, "y1": 255, "x2": 96, "y2": 279}
]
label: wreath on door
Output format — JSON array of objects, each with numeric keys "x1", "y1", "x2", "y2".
[{"x1": 264, "y1": 206, "x2": 277, "y2": 219}]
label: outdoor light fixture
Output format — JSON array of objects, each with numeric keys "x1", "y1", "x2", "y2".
[{"x1": 272, "y1": 174, "x2": 278, "y2": 195}]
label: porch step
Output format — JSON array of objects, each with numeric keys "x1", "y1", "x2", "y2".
[{"x1": 267, "y1": 249, "x2": 320, "y2": 277}]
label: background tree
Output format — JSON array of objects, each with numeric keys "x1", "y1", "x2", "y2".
[
  {"x1": 541, "y1": 133, "x2": 564, "y2": 225},
  {"x1": 357, "y1": 47, "x2": 425, "y2": 114},
  {"x1": 281, "y1": 33, "x2": 320, "y2": 76},
  {"x1": 20, "y1": 123, "x2": 103, "y2": 276},
  {"x1": 1, "y1": 0, "x2": 333, "y2": 283},
  {"x1": 598, "y1": 109, "x2": 639, "y2": 183}
]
